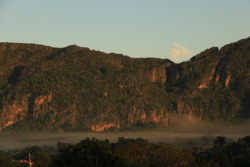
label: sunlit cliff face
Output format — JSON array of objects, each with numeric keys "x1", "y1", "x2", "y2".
[
  {"x1": 1, "y1": 96, "x2": 28, "y2": 131},
  {"x1": 225, "y1": 75, "x2": 231, "y2": 87},
  {"x1": 90, "y1": 123, "x2": 119, "y2": 132}
]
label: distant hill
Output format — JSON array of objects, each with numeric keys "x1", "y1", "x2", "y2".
[{"x1": 0, "y1": 37, "x2": 249, "y2": 132}]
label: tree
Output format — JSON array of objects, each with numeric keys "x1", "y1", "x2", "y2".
[{"x1": 214, "y1": 136, "x2": 227, "y2": 148}]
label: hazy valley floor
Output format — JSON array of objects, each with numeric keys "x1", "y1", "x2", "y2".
[{"x1": 1, "y1": 121, "x2": 249, "y2": 150}]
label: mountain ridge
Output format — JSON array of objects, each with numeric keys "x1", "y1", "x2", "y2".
[{"x1": 0, "y1": 37, "x2": 249, "y2": 132}]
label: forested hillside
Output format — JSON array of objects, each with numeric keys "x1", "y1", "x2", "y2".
[{"x1": 0, "y1": 37, "x2": 249, "y2": 132}]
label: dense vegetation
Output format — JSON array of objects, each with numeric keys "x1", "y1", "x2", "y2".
[
  {"x1": 0, "y1": 37, "x2": 249, "y2": 131},
  {"x1": 1, "y1": 136, "x2": 250, "y2": 167}
]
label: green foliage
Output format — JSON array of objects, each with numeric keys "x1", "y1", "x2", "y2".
[
  {"x1": 1, "y1": 135, "x2": 250, "y2": 167},
  {"x1": 0, "y1": 151, "x2": 19, "y2": 167},
  {"x1": 115, "y1": 137, "x2": 195, "y2": 167},
  {"x1": 13, "y1": 146, "x2": 52, "y2": 167},
  {"x1": 52, "y1": 138, "x2": 144, "y2": 167},
  {"x1": 0, "y1": 77, "x2": 8, "y2": 89},
  {"x1": 196, "y1": 136, "x2": 250, "y2": 167}
]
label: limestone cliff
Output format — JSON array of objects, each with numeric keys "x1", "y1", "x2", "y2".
[{"x1": 0, "y1": 37, "x2": 249, "y2": 132}]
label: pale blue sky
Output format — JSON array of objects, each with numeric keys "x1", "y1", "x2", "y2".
[{"x1": 0, "y1": 0, "x2": 249, "y2": 62}]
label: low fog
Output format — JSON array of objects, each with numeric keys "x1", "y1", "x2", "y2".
[{"x1": 1, "y1": 118, "x2": 250, "y2": 150}]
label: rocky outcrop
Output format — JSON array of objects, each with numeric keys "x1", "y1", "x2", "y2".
[
  {"x1": 0, "y1": 96, "x2": 29, "y2": 131},
  {"x1": 0, "y1": 93, "x2": 54, "y2": 131},
  {"x1": 149, "y1": 62, "x2": 172, "y2": 83},
  {"x1": 150, "y1": 66, "x2": 167, "y2": 83},
  {"x1": 90, "y1": 122, "x2": 119, "y2": 132},
  {"x1": 32, "y1": 93, "x2": 53, "y2": 118},
  {"x1": 127, "y1": 106, "x2": 169, "y2": 128}
]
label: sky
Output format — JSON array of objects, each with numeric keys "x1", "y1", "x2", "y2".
[{"x1": 0, "y1": 0, "x2": 249, "y2": 63}]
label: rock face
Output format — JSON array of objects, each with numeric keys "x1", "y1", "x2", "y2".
[
  {"x1": 1, "y1": 96, "x2": 28, "y2": 131},
  {"x1": 127, "y1": 106, "x2": 169, "y2": 127},
  {"x1": 0, "y1": 37, "x2": 249, "y2": 132}
]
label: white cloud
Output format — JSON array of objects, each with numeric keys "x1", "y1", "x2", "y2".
[{"x1": 169, "y1": 43, "x2": 191, "y2": 63}]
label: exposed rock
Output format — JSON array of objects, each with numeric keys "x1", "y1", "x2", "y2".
[
  {"x1": 198, "y1": 84, "x2": 208, "y2": 89},
  {"x1": 0, "y1": 96, "x2": 28, "y2": 130},
  {"x1": 225, "y1": 75, "x2": 231, "y2": 87},
  {"x1": 127, "y1": 106, "x2": 169, "y2": 128},
  {"x1": 90, "y1": 122, "x2": 119, "y2": 132},
  {"x1": 150, "y1": 65, "x2": 169, "y2": 83},
  {"x1": 33, "y1": 93, "x2": 53, "y2": 118}
]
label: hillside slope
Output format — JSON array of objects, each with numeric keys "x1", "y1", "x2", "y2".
[{"x1": 0, "y1": 37, "x2": 249, "y2": 132}]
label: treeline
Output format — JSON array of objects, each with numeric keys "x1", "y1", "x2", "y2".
[{"x1": 1, "y1": 136, "x2": 250, "y2": 167}]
